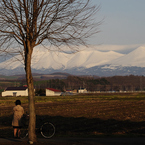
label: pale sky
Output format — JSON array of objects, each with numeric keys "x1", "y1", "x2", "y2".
[{"x1": 90, "y1": 0, "x2": 145, "y2": 45}]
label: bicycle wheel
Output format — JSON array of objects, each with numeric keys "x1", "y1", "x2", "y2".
[
  {"x1": 20, "y1": 127, "x2": 28, "y2": 139},
  {"x1": 40, "y1": 122, "x2": 55, "y2": 138}
]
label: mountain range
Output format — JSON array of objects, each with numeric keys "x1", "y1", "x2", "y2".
[{"x1": 0, "y1": 44, "x2": 145, "y2": 76}]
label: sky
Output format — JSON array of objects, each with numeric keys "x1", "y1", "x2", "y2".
[{"x1": 90, "y1": 0, "x2": 145, "y2": 46}]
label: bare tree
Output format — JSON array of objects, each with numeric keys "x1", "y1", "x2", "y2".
[{"x1": 0, "y1": 0, "x2": 100, "y2": 142}]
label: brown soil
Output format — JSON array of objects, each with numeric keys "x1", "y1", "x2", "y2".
[{"x1": 0, "y1": 95, "x2": 145, "y2": 144}]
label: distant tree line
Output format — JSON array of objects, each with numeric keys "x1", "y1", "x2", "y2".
[{"x1": 0, "y1": 75, "x2": 145, "y2": 95}]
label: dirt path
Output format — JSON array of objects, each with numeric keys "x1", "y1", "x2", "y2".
[{"x1": 0, "y1": 137, "x2": 145, "y2": 145}]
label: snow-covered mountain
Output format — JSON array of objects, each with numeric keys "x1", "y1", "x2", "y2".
[
  {"x1": 108, "y1": 46, "x2": 145, "y2": 67},
  {"x1": 0, "y1": 44, "x2": 145, "y2": 76}
]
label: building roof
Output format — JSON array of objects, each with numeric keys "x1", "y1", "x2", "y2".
[
  {"x1": 46, "y1": 88, "x2": 61, "y2": 92},
  {"x1": 5, "y1": 87, "x2": 28, "y2": 91}
]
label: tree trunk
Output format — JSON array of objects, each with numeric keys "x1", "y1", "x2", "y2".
[{"x1": 25, "y1": 47, "x2": 37, "y2": 142}]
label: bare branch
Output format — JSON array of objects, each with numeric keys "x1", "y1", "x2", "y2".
[
  {"x1": 0, "y1": 0, "x2": 101, "y2": 142},
  {"x1": 0, "y1": 0, "x2": 101, "y2": 54}
]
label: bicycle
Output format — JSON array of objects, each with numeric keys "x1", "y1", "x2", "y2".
[{"x1": 20, "y1": 114, "x2": 55, "y2": 139}]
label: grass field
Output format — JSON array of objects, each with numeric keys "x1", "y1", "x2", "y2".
[{"x1": 0, "y1": 92, "x2": 145, "y2": 138}]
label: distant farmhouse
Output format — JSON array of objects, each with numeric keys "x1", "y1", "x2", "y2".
[
  {"x1": 2, "y1": 86, "x2": 28, "y2": 97},
  {"x1": 46, "y1": 88, "x2": 62, "y2": 96},
  {"x1": 1, "y1": 86, "x2": 78, "y2": 97},
  {"x1": 78, "y1": 88, "x2": 87, "y2": 93}
]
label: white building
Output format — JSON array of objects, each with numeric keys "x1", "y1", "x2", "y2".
[
  {"x1": 78, "y1": 88, "x2": 87, "y2": 93},
  {"x1": 2, "y1": 86, "x2": 28, "y2": 97},
  {"x1": 46, "y1": 88, "x2": 62, "y2": 96}
]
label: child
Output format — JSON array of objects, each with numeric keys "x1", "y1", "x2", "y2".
[{"x1": 12, "y1": 100, "x2": 24, "y2": 138}]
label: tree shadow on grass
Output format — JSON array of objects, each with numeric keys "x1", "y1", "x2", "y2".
[
  {"x1": 0, "y1": 115, "x2": 145, "y2": 138},
  {"x1": 36, "y1": 115, "x2": 145, "y2": 137},
  {"x1": 0, "y1": 115, "x2": 13, "y2": 138}
]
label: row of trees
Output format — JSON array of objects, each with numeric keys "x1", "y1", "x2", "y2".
[
  {"x1": 1, "y1": 75, "x2": 145, "y2": 94},
  {"x1": 38, "y1": 75, "x2": 145, "y2": 92}
]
